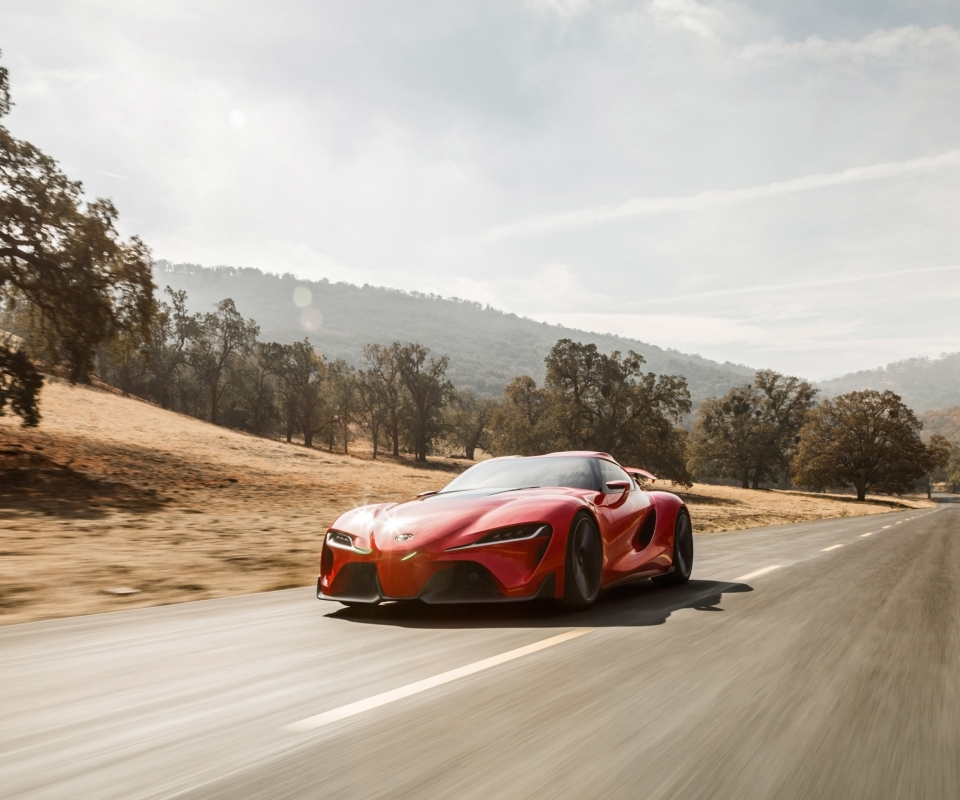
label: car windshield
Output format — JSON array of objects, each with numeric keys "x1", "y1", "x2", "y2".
[{"x1": 440, "y1": 456, "x2": 600, "y2": 493}]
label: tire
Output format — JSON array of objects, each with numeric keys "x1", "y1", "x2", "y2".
[
  {"x1": 563, "y1": 512, "x2": 603, "y2": 608},
  {"x1": 653, "y1": 508, "x2": 693, "y2": 586}
]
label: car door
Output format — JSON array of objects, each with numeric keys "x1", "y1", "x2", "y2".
[{"x1": 595, "y1": 459, "x2": 651, "y2": 582}]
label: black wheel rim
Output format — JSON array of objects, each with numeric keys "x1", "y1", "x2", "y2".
[
  {"x1": 572, "y1": 518, "x2": 601, "y2": 602},
  {"x1": 675, "y1": 512, "x2": 693, "y2": 577}
]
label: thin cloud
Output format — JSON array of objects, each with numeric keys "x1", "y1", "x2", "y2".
[
  {"x1": 649, "y1": 0, "x2": 722, "y2": 40},
  {"x1": 637, "y1": 264, "x2": 960, "y2": 306},
  {"x1": 485, "y1": 150, "x2": 960, "y2": 239},
  {"x1": 740, "y1": 24, "x2": 960, "y2": 64},
  {"x1": 523, "y1": 0, "x2": 601, "y2": 18}
]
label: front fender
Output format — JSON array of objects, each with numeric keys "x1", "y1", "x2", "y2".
[{"x1": 649, "y1": 491, "x2": 688, "y2": 558}]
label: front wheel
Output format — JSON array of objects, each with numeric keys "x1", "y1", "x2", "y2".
[
  {"x1": 653, "y1": 508, "x2": 693, "y2": 586},
  {"x1": 563, "y1": 513, "x2": 603, "y2": 608}
]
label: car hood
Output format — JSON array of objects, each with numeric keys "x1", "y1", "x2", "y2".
[{"x1": 331, "y1": 486, "x2": 592, "y2": 553}]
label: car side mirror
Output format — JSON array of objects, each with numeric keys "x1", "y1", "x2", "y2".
[{"x1": 605, "y1": 480, "x2": 631, "y2": 494}]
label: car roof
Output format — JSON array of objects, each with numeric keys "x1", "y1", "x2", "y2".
[
  {"x1": 483, "y1": 450, "x2": 615, "y2": 462},
  {"x1": 544, "y1": 450, "x2": 614, "y2": 460}
]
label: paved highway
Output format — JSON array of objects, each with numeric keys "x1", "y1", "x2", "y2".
[{"x1": 1, "y1": 505, "x2": 956, "y2": 799}]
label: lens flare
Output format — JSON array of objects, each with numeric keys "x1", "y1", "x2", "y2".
[{"x1": 292, "y1": 286, "x2": 312, "y2": 308}]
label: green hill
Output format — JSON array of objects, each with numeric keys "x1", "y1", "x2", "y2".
[
  {"x1": 154, "y1": 261, "x2": 755, "y2": 402},
  {"x1": 819, "y1": 353, "x2": 960, "y2": 412}
]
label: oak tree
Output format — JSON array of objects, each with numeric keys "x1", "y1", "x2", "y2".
[
  {"x1": 688, "y1": 385, "x2": 764, "y2": 489},
  {"x1": 396, "y1": 341, "x2": 452, "y2": 462},
  {"x1": 327, "y1": 358, "x2": 357, "y2": 454},
  {"x1": 360, "y1": 343, "x2": 404, "y2": 457},
  {"x1": 186, "y1": 299, "x2": 259, "y2": 425},
  {"x1": 233, "y1": 342, "x2": 282, "y2": 436},
  {"x1": 488, "y1": 375, "x2": 554, "y2": 457},
  {"x1": 446, "y1": 389, "x2": 498, "y2": 460},
  {"x1": 355, "y1": 365, "x2": 390, "y2": 459},
  {"x1": 0, "y1": 55, "x2": 155, "y2": 425},
  {"x1": 793, "y1": 390, "x2": 940, "y2": 500},
  {"x1": 544, "y1": 339, "x2": 692, "y2": 483},
  {"x1": 141, "y1": 287, "x2": 190, "y2": 410},
  {"x1": 272, "y1": 339, "x2": 327, "y2": 448},
  {"x1": 689, "y1": 371, "x2": 817, "y2": 488}
]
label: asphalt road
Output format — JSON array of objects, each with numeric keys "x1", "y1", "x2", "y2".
[{"x1": 1, "y1": 504, "x2": 957, "y2": 799}]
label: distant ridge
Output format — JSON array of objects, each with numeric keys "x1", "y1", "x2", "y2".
[
  {"x1": 153, "y1": 261, "x2": 755, "y2": 402},
  {"x1": 819, "y1": 352, "x2": 960, "y2": 412},
  {"x1": 921, "y1": 405, "x2": 960, "y2": 444}
]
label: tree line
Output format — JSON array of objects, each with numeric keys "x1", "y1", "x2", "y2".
[
  {"x1": 687, "y1": 373, "x2": 951, "y2": 501},
  {"x1": 96, "y1": 287, "x2": 951, "y2": 502},
  {"x1": 95, "y1": 287, "x2": 462, "y2": 461},
  {"x1": 90, "y1": 287, "x2": 695, "y2": 475}
]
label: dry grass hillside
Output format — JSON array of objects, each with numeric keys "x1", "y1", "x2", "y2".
[
  {"x1": 922, "y1": 405, "x2": 960, "y2": 444},
  {"x1": 0, "y1": 380, "x2": 930, "y2": 625}
]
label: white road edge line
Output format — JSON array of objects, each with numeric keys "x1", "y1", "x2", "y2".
[
  {"x1": 821, "y1": 544, "x2": 844, "y2": 552},
  {"x1": 735, "y1": 565, "x2": 782, "y2": 582},
  {"x1": 283, "y1": 628, "x2": 593, "y2": 733}
]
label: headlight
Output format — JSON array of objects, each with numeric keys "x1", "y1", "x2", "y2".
[
  {"x1": 326, "y1": 531, "x2": 371, "y2": 553},
  {"x1": 447, "y1": 524, "x2": 551, "y2": 551}
]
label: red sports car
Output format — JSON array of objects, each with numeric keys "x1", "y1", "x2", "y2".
[{"x1": 317, "y1": 451, "x2": 693, "y2": 608}]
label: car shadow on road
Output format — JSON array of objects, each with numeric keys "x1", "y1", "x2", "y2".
[{"x1": 326, "y1": 579, "x2": 752, "y2": 629}]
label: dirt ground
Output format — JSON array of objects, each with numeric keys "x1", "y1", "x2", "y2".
[{"x1": 0, "y1": 380, "x2": 932, "y2": 625}]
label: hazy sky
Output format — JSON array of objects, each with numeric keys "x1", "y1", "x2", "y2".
[{"x1": 3, "y1": 0, "x2": 960, "y2": 379}]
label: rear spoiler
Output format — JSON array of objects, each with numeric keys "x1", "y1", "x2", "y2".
[{"x1": 625, "y1": 468, "x2": 657, "y2": 484}]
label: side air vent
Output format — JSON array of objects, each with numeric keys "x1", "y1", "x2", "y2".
[{"x1": 636, "y1": 509, "x2": 657, "y2": 550}]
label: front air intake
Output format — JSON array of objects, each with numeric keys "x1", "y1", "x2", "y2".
[{"x1": 419, "y1": 563, "x2": 503, "y2": 604}]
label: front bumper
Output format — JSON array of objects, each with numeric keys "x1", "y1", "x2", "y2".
[
  {"x1": 317, "y1": 533, "x2": 559, "y2": 605},
  {"x1": 317, "y1": 565, "x2": 556, "y2": 605}
]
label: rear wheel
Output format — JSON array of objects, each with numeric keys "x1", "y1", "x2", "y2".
[
  {"x1": 653, "y1": 508, "x2": 693, "y2": 586},
  {"x1": 563, "y1": 513, "x2": 602, "y2": 608}
]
